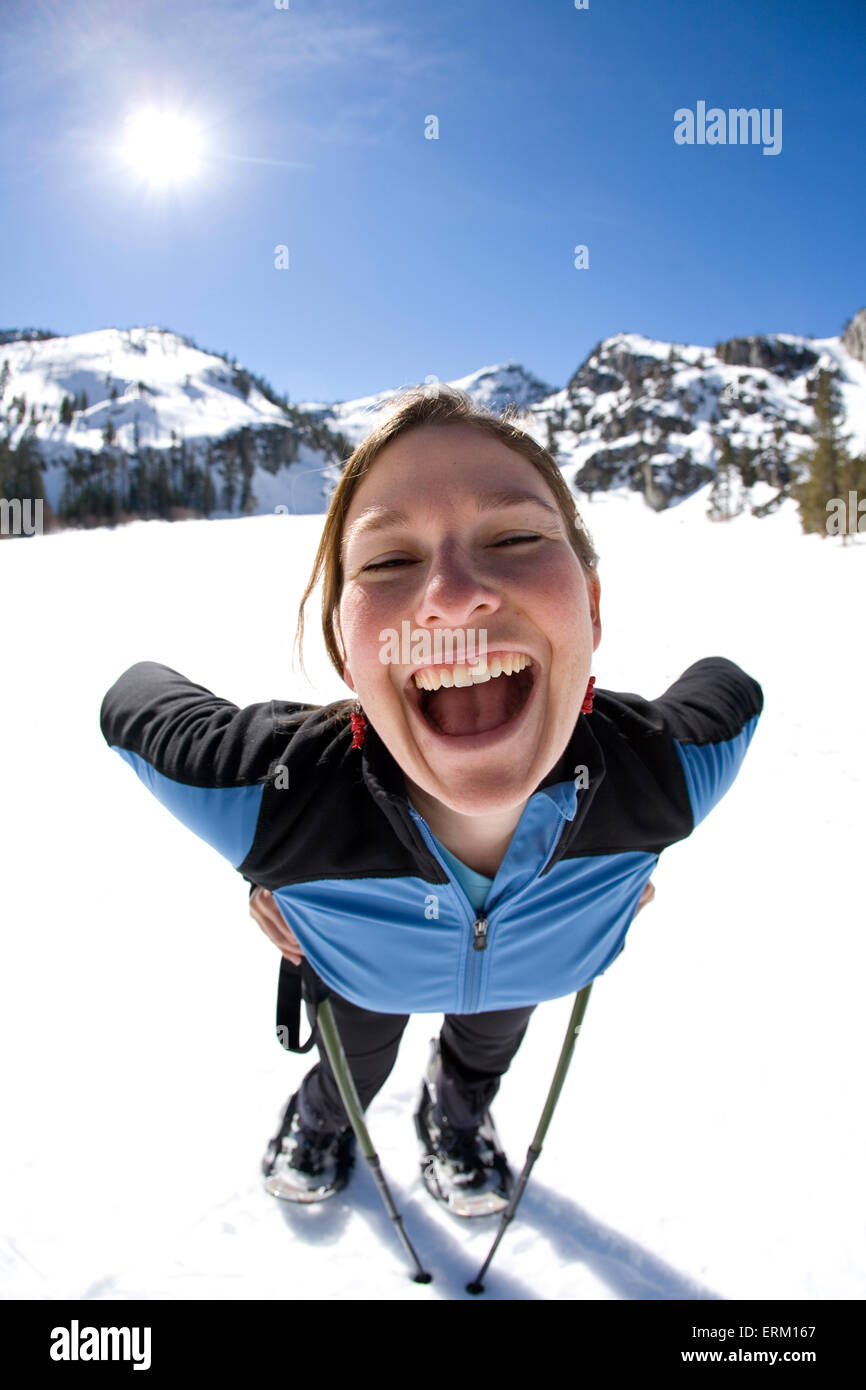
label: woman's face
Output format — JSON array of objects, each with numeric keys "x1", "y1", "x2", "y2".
[{"x1": 338, "y1": 423, "x2": 601, "y2": 816}]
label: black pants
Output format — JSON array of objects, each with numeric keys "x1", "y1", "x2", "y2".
[{"x1": 289, "y1": 962, "x2": 537, "y2": 1134}]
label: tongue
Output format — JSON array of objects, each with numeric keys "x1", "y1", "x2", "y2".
[{"x1": 425, "y1": 673, "x2": 520, "y2": 736}]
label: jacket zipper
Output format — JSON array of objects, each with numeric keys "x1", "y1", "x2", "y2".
[
  {"x1": 463, "y1": 915, "x2": 489, "y2": 1012},
  {"x1": 408, "y1": 809, "x2": 491, "y2": 1012}
]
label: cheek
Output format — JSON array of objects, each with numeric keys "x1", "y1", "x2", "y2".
[
  {"x1": 342, "y1": 581, "x2": 398, "y2": 624},
  {"x1": 527, "y1": 561, "x2": 588, "y2": 634},
  {"x1": 340, "y1": 586, "x2": 397, "y2": 671}
]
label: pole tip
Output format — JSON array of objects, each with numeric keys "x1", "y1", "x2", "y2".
[
  {"x1": 413, "y1": 1271, "x2": 433, "y2": 1284},
  {"x1": 466, "y1": 1280, "x2": 485, "y2": 1295}
]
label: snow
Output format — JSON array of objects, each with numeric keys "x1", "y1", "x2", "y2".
[
  {"x1": 0, "y1": 489, "x2": 864, "y2": 1301},
  {"x1": 605, "y1": 332, "x2": 678, "y2": 362}
]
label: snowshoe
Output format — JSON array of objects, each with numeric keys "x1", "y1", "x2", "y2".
[
  {"x1": 262, "y1": 1090, "x2": 355, "y2": 1203},
  {"x1": 413, "y1": 1038, "x2": 513, "y2": 1218}
]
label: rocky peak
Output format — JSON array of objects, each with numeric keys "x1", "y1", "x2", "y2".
[
  {"x1": 715, "y1": 334, "x2": 819, "y2": 377},
  {"x1": 842, "y1": 308, "x2": 866, "y2": 364}
]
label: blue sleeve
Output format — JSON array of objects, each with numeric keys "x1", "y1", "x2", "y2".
[
  {"x1": 99, "y1": 661, "x2": 298, "y2": 870},
  {"x1": 654, "y1": 657, "x2": 763, "y2": 829}
]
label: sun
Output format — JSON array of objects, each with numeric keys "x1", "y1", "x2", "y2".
[{"x1": 118, "y1": 108, "x2": 205, "y2": 187}]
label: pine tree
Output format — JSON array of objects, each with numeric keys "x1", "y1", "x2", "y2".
[
  {"x1": 19, "y1": 433, "x2": 44, "y2": 501},
  {"x1": 545, "y1": 416, "x2": 560, "y2": 458},
  {"x1": 1, "y1": 434, "x2": 47, "y2": 534},
  {"x1": 201, "y1": 464, "x2": 216, "y2": 516},
  {"x1": 839, "y1": 446, "x2": 866, "y2": 538},
  {"x1": 792, "y1": 369, "x2": 862, "y2": 542},
  {"x1": 0, "y1": 435, "x2": 11, "y2": 501},
  {"x1": 155, "y1": 454, "x2": 170, "y2": 516},
  {"x1": 708, "y1": 435, "x2": 740, "y2": 521},
  {"x1": 736, "y1": 443, "x2": 759, "y2": 490}
]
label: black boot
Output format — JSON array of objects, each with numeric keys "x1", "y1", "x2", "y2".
[
  {"x1": 262, "y1": 1087, "x2": 355, "y2": 1203},
  {"x1": 413, "y1": 1038, "x2": 513, "y2": 1218}
]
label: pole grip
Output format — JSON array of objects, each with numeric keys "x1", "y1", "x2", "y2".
[{"x1": 314, "y1": 998, "x2": 378, "y2": 1163}]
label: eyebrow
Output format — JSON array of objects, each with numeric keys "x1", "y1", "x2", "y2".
[{"x1": 344, "y1": 488, "x2": 562, "y2": 548}]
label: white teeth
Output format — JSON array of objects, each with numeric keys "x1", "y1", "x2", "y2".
[{"x1": 412, "y1": 653, "x2": 532, "y2": 692}]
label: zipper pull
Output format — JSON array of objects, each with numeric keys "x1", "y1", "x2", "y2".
[{"x1": 473, "y1": 917, "x2": 488, "y2": 951}]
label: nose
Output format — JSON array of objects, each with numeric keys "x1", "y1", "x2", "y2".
[{"x1": 412, "y1": 540, "x2": 501, "y2": 631}]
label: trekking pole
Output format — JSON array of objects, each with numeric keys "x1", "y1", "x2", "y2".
[
  {"x1": 315, "y1": 996, "x2": 433, "y2": 1284},
  {"x1": 466, "y1": 982, "x2": 594, "y2": 1295}
]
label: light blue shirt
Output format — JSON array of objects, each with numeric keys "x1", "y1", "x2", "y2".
[{"x1": 428, "y1": 834, "x2": 494, "y2": 914}]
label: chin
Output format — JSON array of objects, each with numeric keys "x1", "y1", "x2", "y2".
[{"x1": 414, "y1": 753, "x2": 547, "y2": 815}]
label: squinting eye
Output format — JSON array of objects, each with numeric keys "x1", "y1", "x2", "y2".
[{"x1": 362, "y1": 535, "x2": 542, "y2": 572}]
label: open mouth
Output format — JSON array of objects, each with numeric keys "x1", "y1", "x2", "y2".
[{"x1": 405, "y1": 656, "x2": 537, "y2": 739}]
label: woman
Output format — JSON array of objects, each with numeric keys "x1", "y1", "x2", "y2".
[{"x1": 100, "y1": 384, "x2": 763, "y2": 1217}]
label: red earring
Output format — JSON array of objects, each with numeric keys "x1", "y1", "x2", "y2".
[
  {"x1": 581, "y1": 676, "x2": 596, "y2": 714},
  {"x1": 350, "y1": 701, "x2": 367, "y2": 749}
]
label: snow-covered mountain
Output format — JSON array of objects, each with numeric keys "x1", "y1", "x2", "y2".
[
  {"x1": 301, "y1": 360, "x2": 556, "y2": 447},
  {"x1": 1, "y1": 326, "x2": 291, "y2": 452},
  {"x1": 0, "y1": 327, "x2": 352, "y2": 519},
  {"x1": 1, "y1": 312, "x2": 865, "y2": 530},
  {"x1": 538, "y1": 322, "x2": 866, "y2": 511}
]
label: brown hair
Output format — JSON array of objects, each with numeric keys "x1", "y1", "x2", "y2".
[{"x1": 293, "y1": 382, "x2": 599, "y2": 688}]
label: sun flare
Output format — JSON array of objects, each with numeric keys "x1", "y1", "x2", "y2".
[{"x1": 118, "y1": 108, "x2": 204, "y2": 187}]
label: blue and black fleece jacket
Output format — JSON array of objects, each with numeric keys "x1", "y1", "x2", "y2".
[{"x1": 99, "y1": 656, "x2": 763, "y2": 1014}]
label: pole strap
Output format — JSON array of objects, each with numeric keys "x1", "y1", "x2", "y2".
[{"x1": 275, "y1": 955, "x2": 331, "y2": 1054}]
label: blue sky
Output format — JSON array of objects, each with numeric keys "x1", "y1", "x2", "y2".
[{"x1": 2, "y1": 0, "x2": 864, "y2": 402}]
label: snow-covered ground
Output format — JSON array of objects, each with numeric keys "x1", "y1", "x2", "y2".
[{"x1": 0, "y1": 489, "x2": 863, "y2": 1301}]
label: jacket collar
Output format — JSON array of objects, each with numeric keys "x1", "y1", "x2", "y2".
[{"x1": 358, "y1": 710, "x2": 607, "y2": 869}]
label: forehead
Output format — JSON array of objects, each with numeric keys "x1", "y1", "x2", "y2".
[
  {"x1": 365, "y1": 421, "x2": 527, "y2": 474},
  {"x1": 342, "y1": 424, "x2": 559, "y2": 547}
]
